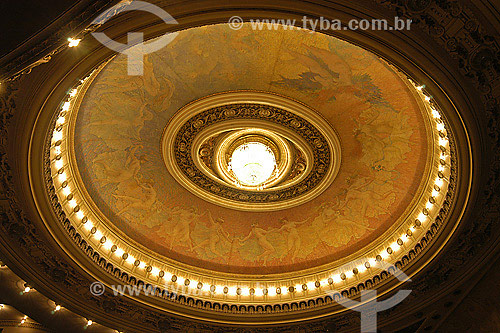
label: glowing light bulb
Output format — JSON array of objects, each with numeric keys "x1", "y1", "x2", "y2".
[
  {"x1": 58, "y1": 173, "x2": 67, "y2": 182},
  {"x1": 215, "y1": 285, "x2": 223, "y2": 294},
  {"x1": 115, "y1": 248, "x2": 124, "y2": 257},
  {"x1": 357, "y1": 264, "x2": 367, "y2": 273},
  {"x1": 68, "y1": 38, "x2": 81, "y2": 47},
  {"x1": 431, "y1": 109, "x2": 441, "y2": 118},
  {"x1": 418, "y1": 213, "x2": 427, "y2": 222},
  {"x1": 53, "y1": 131, "x2": 63, "y2": 142},
  {"x1": 103, "y1": 240, "x2": 113, "y2": 250},
  {"x1": 228, "y1": 286, "x2": 237, "y2": 296},
  {"x1": 151, "y1": 267, "x2": 160, "y2": 276},
  {"x1": 62, "y1": 187, "x2": 71, "y2": 196},
  {"x1": 54, "y1": 159, "x2": 63, "y2": 169},
  {"x1": 435, "y1": 178, "x2": 444, "y2": 187},
  {"x1": 126, "y1": 255, "x2": 135, "y2": 264},
  {"x1": 94, "y1": 230, "x2": 103, "y2": 240}
]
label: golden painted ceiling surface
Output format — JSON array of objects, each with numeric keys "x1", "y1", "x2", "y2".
[{"x1": 73, "y1": 24, "x2": 428, "y2": 274}]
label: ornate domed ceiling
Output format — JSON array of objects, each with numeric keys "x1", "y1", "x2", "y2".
[
  {"x1": 70, "y1": 24, "x2": 430, "y2": 275},
  {"x1": 40, "y1": 18, "x2": 459, "y2": 313},
  {"x1": 4, "y1": 0, "x2": 497, "y2": 331}
]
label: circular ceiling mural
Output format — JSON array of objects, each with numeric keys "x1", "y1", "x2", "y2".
[{"x1": 71, "y1": 24, "x2": 430, "y2": 275}]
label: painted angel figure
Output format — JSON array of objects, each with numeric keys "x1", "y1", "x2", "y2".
[
  {"x1": 239, "y1": 224, "x2": 277, "y2": 265},
  {"x1": 192, "y1": 211, "x2": 232, "y2": 258}
]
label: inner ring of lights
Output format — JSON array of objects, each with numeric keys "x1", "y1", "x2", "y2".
[{"x1": 46, "y1": 66, "x2": 453, "y2": 306}]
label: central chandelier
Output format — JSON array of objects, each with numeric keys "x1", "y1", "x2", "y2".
[{"x1": 229, "y1": 142, "x2": 277, "y2": 186}]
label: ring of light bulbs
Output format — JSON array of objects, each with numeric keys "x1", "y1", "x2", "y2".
[
  {"x1": 1, "y1": 262, "x2": 99, "y2": 329},
  {"x1": 47, "y1": 68, "x2": 452, "y2": 305}
]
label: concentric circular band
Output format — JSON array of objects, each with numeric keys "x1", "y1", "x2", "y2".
[{"x1": 161, "y1": 91, "x2": 342, "y2": 211}]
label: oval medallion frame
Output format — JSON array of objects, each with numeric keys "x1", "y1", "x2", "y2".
[{"x1": 161, "y1": 91, "x2": 342, "y2": 211}]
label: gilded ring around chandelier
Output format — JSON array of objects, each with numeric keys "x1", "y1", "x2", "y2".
[{"x1": 161, "y1": 91, "x2": 342, "y2": 211}]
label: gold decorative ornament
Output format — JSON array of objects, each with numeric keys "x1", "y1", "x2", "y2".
[{"x1": 161, "y1": 91, "x2": 342, "y2": 211}]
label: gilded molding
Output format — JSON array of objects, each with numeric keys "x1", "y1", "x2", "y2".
[{"x1": 161, "y1": 91, "x2": 341, "y2": 211}]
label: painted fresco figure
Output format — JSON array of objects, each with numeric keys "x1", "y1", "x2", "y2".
[
  {"x1": 113, "y1": 182, "x2": 157, "y2": 217},
  {"x1": 169, "y1": 208, "x2": 205, "y2": 252},
  {"x1": 192, "y1": 211, "x2": 231, "y2": 258},
  {"x1": 278, "y1": 217, "x2": 310, "y2": 262},
  {"x1": 94, "y1": 145, "x2": 145, "y2": 186},
  {"x1": 239, "y1": 224, "x2": 276, "y2": 265}
]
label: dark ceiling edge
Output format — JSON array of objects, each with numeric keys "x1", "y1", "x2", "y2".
[{"x1": 0, "y1": 0, "x2": 122, "y2": 82}]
